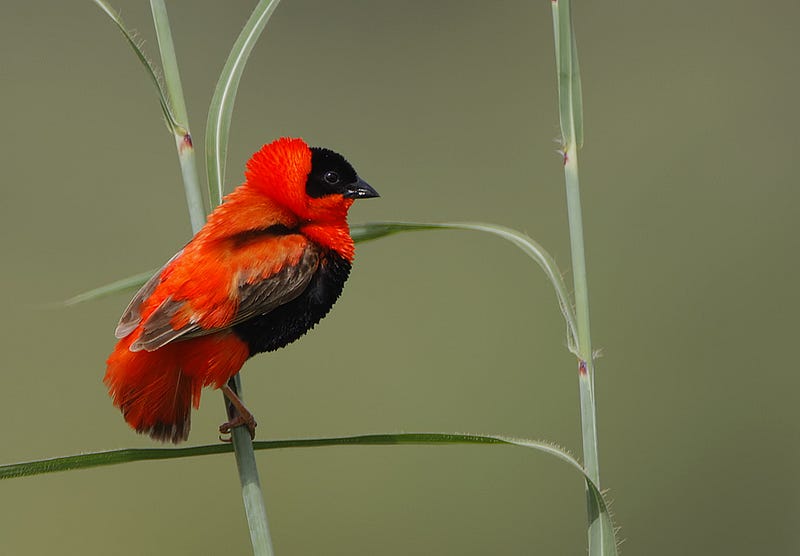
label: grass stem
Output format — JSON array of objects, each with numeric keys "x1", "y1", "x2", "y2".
[
  {"x1": 550, "y1": 1, "x2": 605, "y2": 552},
  {"x1": 564, "y1": 147, "x2": 599, "y2": 485},
  {"x1": 148, "y1": 3, "x2": 274, "y2": 554},
  {"x1": 150, "y1": 0, "x2": 207, "y2": 230},
  {"x1": 226, "y1": 375, "x2": 275, "y2": 555}
]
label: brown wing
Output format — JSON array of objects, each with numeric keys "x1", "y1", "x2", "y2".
[
  {"x1": 114, "y1": 251, "x2": 183, "y2": 339},
  {"x1": 129, "y1": 241, "x2": 321, "y2": 352}
]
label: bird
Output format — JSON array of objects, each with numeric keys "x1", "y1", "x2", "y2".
[{"x1": 104, "y1": 137, "x2": 379, "y2": 443}]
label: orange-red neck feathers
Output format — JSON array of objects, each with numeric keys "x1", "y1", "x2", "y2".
[
  {"x1": 193, "y1": 138, "x2": 355, "y2": 260},
  {"x1": 237, "y1": 137, "x2": 355, "y2": 260},
  {"x1": 244, "y1": 137, "x2": 312, "y2": 218}
]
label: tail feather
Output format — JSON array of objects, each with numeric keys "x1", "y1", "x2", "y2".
[{"x1": 105, "y1": 332, "x2": 249, "y2": 443}]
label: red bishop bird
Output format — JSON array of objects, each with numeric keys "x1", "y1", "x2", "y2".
[{"x1": 105, "y1": 137, "x2": 379, "y2": 443}]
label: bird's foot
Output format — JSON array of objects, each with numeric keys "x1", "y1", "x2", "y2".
[
  {"x1": 219, "y1": 413, "x2": 257, "y2": 442},
  {"x1": 218, "y1": 383, "x2": 257, "y2": 442}
]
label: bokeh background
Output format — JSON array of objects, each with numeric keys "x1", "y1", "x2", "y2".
[{"x1": 1, "y1": 1, "x2": 798, "y2": 554}]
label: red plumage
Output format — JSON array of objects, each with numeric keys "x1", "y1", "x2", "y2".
[{"x1": 105, "y1": 137, "x2": 378, "y2": 442}]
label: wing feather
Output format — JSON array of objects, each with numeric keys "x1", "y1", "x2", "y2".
[
  {"x1": 115, "y1": 251, "x2": 183, "y2": 339},
  {"x1": 129, "y1": 236, "x2": 320, "y2": 352}
]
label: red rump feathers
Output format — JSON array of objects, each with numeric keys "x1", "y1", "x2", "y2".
[
  {"x1": 104, "y1": 137, "x2": 379, "y2": 443},
  {"x1": 105, "y1": 333, "x2": 249, "y2": 442}
]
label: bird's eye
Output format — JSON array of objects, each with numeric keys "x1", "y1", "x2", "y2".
[{"x1": 323, "y1": 171, "x2": 340, "y2": 185}]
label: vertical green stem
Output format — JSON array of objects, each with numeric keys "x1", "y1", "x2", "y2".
[
  {"x1": 148, "y1": 3, "x2": 275, "y2": 555},
  {"x1": 226, "y1": 375, "x2": 274, "y2": 556},
  {"x1": 149, "y1": 0, "x2": 189, "y2": 126},
  {"x1": 550, "y1": 0, "x2": 603, "y2": 552},
  {"x1": 149, "y1": 0, "x2": 207, "y2": 231},
  {"x1": 564, "y1": 148, "x2": 599, "y2": 485}
]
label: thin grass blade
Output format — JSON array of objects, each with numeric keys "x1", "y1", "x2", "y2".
[
  {"x1": 351, "y1": 221, "x2": 578, "y2": 353},
  {"x1": 552, "y1": 0, "x2": 583, "y2": 148},
  {"x1": 62, "y1": 221, "x2": 577, "y2": 353},
  {"x1": 0, "y1": 432, "x2": 617, "y2": 553},
  {"x1": 62, "y1": 269, "x2": 156, "y2": 306},
  {"x1": 93, "y1": 0, "x2": 205, "y2": 227},
  {"x1": 149, "y1": 0, "x2": 208, "y2": 227},
  {"x1": 205, "y1": 0, "x2": 283, "y2": 207},
  {"x1": 149, "y1": 0, "x2": 190, "y2": 126},
  {"x1": 91, "y1": 0, "x2": 181, "y2": 133},
  {"x1": 569, "y1": 29, "x2": 584, "y2": 148}
]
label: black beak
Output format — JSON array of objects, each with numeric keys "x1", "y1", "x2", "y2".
[{"x1": 343, "y1": 177, "x2": 380, "y2": 199}]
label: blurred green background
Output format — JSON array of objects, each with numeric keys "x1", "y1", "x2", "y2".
[{"x1": 1, "y1": 1, "x2": 798, "y2": 554}]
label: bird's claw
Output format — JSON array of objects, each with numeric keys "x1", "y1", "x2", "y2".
[{"x1": 219, "y1": 414, "x2": 257, "y2": 441}]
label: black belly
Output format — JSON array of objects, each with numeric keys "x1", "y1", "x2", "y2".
[{"x1": 232, "y1": 251, "x2": 352, "y2": 355}]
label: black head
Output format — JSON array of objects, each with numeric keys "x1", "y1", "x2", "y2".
[{"x1": 307, "y1": 147, "x2": 379, "y2": 200}]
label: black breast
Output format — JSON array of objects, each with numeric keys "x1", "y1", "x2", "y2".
[{"x1": 232, "y1": 251, "x2": 352, "y2": 355}]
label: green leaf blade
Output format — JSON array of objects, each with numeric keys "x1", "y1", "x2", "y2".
[
  {"x1": 149, "y1": 0, "x2": 209, "y2": 229},
  {"x1": 63, "y1": 221, "x2": 577, "y2": 354},
  {"x1": 551, "y1": 0, "x2": 583, "y2": 149},
  {"x1": 62, "y1": 269, "x2": 156, "y2": 307},
  {"x1": 205, "y1": 0, "x2": 283, "y2": 207},
  {"x1": 91, "y1": 0, "x2": 181, "y2": 133},
  {"x1": 0, "y1": 433, "x2": 617, "y2": 553},
  {"x1": 351, "y1": 221, "x2": 578, "y2": 353}
]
